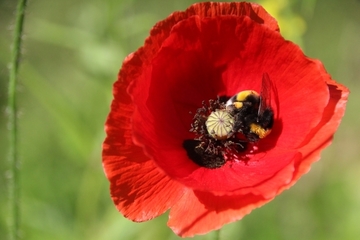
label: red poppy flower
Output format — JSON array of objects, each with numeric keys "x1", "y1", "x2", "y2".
[{"x1": 102, "y1": 2, "x2": 349, "y2": 237}]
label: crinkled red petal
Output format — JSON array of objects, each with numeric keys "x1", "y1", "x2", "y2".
[
  {"x1": 128, "y1": 2, "x2": 279, "y2": 72},
  {"x1": 103, "y1": 82, "x2": 184, "y2": 221},
  {"x1": 280, "y1": 72, "x2": 349, "y2": 192},
  {"x1": 168, "y1": 189, "x2": 272, "y2": 237}
]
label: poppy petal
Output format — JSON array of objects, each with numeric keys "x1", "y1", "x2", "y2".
[
  {"x1": 105, "y1": 155, "x2": 184, "y2": 221},
  {"x1": 103, "y1": 83, "x2": 184, "y2": 221},
  {"x1": 168, "y1": 189, "x2": 271, "y2": 237},
  {"x1": 185, "y1": 2, "x2": 279, "y2": 31},
  {"x1": 126, "y1": 2, "x2": 279, "y2": 75},
  {"x1": 291, "y1": 75, "x2": 349, "y2": 185}
]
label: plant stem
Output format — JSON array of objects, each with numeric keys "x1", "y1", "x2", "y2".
[
  {"x1": 214, "y1": 228, "x2": 221, "y2": 240},
  {"x1": 8, "y1": 0, "x2": 28, "y2": 239}
]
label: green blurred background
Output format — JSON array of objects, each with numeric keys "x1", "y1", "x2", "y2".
[{"x1": 0, "y1": 0, "x2": 359, "y2": 239}]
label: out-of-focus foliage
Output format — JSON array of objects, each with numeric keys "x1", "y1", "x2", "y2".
[{"x1": 0, "y1": 0, "x2": 359, "y2": 239}]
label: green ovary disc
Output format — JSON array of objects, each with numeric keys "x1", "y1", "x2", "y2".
[{"x1": 205, "y1": 110, "x2": 234, "y2": 140}]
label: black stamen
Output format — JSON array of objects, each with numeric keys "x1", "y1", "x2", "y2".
[{"x1": 183, "y1": 140, "x2": 225, "y2": 169}]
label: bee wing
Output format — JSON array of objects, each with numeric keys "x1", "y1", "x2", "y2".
[{"x1": 258, "y1": 73, "x2": 274, "y2": 117}]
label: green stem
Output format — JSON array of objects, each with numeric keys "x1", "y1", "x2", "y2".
[
  {"x1": 214, "y1": 228, "x2": 221, "y2": 240},
  {"x1": 8, "y1": 0, "x2": 28, "y2": 239}
]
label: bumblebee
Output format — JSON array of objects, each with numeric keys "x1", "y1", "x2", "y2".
[{"x1": 226, "y1": 73, "x2": 275, "y2": 142}]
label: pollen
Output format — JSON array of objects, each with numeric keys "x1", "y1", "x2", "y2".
[
  {"x1": 250, "y1": 123, "x2": 272, "y2": 139},
  {"x1": 205, "y1": 109, "x2": 234, "y2": 140}
]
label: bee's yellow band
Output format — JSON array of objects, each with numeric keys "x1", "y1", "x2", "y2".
[
  {"x1": 250, "y1": 123, "x2": 271, "y2": 139},
  {"x1": 235, "y1": 90, "x2": 259, "y2": 102},
  {"x1": 233, "y1": 102, "x2": 243, "y2": 109}
]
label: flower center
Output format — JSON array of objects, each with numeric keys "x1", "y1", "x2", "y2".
[
  {"x1": 183, "y1": 90, "x2": 274, "y2": 169},
  {"x1": 205, "y1": 109, "x2": 234, "y2": 140}
]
